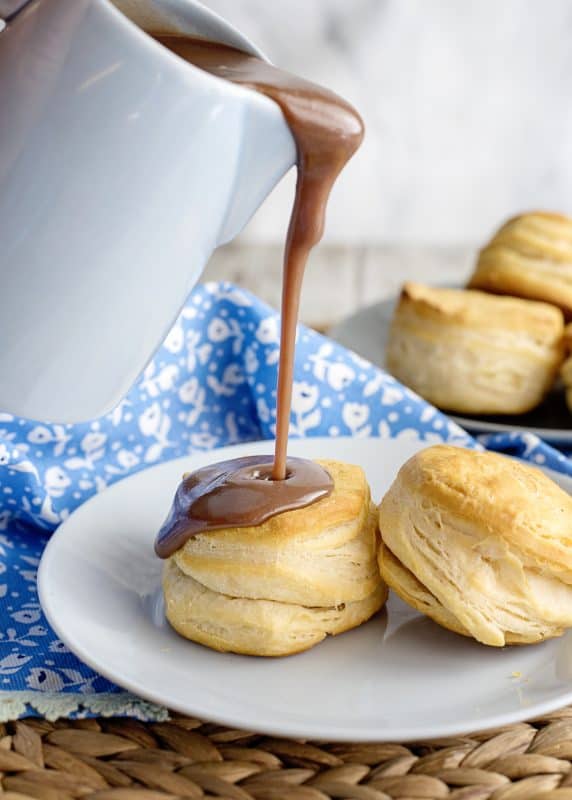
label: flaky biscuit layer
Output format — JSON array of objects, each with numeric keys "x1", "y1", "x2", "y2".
[{"x1": 378, "y1": 445, "x2": 572, "y2": 647}]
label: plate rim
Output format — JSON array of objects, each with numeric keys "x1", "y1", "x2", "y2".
[{"x1": 38, "y1": 437, "x2": 572, "y2": 742}]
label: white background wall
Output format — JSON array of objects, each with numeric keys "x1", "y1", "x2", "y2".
[{"x1": 204, "y1": 0, "x2": 572, "y2": 246}]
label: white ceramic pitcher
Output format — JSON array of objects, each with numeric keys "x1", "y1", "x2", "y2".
[{"x1": 0, "y1": 0, "x2": 296, "y2": 421}]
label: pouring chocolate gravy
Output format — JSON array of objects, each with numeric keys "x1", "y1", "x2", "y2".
[{"x1": 154, "y1": 36, "x2": 363, "y2": 558}]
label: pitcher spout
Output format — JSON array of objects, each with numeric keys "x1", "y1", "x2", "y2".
[
  {"x1": 216, "y1": 90, "x2": 296, "y2": 246},
  {"x1": 112, "y1": 0, "x2": 297, "y2": 248}
]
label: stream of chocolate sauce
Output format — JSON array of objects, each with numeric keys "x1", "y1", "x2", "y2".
[{"x1": 153, "y1": 36, "x2": 363, "y2": 558}]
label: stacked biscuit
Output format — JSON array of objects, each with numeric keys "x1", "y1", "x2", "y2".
[
  {"x1": 163, "y1": 459, "x2": 387, "y2": 656},
  {"x1": 387, "y1": 211, "x2": 572, "y2": 415}
]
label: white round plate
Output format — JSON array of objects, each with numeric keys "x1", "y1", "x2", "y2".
[
  {"x1": 330, "y1": 296, "x2": 572, "y2": 443},
  {"x1": 39, "y1": 437, "x2": 572, "y2": 742}
]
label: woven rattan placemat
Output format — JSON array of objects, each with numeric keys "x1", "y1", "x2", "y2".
[{"x1": 2, "y1": 711, "x2": 572, "y2": 799}]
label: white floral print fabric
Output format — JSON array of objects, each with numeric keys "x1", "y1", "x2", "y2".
[{"x1": 0, "y1": 282, "x2": 570, "y2": 721}]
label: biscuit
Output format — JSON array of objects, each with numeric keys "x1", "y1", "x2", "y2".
[
  {"x1": 163, "y1": 460, "x2": 387, "y2": 655},
  {"x1": 560, "y1": 323, "x2": 572, "y2": 412},
  {"x1": 385, "y1": 282, "x2": 564, "y2": 414},
  {"x1": 163, "y1": 560, "x2": 386, "y2": 656},
  {"x1": 469, "y1": 212, "x2": 572, "y2": 316},
  {"x1": 378, "y1": 445, "x2": 572, "y2": 646}
]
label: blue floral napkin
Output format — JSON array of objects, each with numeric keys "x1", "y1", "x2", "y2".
[{"x1": 1, "y1": 281, "x2": 571, "y2": 721}]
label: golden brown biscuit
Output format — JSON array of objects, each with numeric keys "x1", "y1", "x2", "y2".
[
  {"x1": 378, "y1": 445, "x2": 572, "y2": 646},
  {"x1": 163, "y1": 460, "x2": 387, "y2": 656},
  {"x1": 163, "y1": 561, "x2": 386, "y2": 656},
  {"x1": 560, "y1": 323, "x2": 572, "y2": 412},
  {"x1": 385, "y1": 282, "x2": 564, "y2": 414},
  {"x1": 469, "y1": 212, "x2": 572, "y2": 316}
]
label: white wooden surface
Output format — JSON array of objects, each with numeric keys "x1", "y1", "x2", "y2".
[
  {"x1": 200, "y1": 1, "x2": 572, "y2": 245},
  {"x1": 203, "y1": 244, "x2": 475, "y2": 329}
]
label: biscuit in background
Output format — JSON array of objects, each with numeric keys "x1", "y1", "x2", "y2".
[
  {"x1": 385, "y1": 282, "x2": 564, "y2": 415},
  {"x1": 378, "y1": 445, "x2": 572, "y2": 647},
  {"x1": 469, "y1": 212, "x2": 572, "y2": 317},
  {"x1": 560, "y1": 323, "x2": 572, "y2": 412}
]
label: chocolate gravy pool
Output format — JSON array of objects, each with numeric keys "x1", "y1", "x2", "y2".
[
  {"x1": 154, "y1": 37, "x2": 363, "y2": 558},
  {"x1": 155, "y1": 456, "x2": 333, "y2": 558}
]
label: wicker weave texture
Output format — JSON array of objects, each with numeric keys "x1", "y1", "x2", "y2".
[{"x1": 3, "y1": 711, "x2": 572, "y2": 799}]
